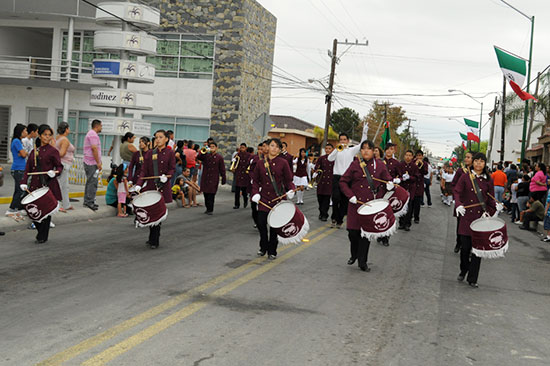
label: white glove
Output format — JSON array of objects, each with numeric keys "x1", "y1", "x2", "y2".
[
  {"x1": 251, "y1": 194, "x2": 261, "y2": 203},
  {"x1": 393, "y1": 178, "x2": 401, "y2": 185},
  {"x1": 286, "y1": 190, "x2": 295, "y2": 200},
  {"x1": 47, "y1": 170, "x2": 56, "y2": 178},
  {"x1": 402, "y1": 173, "x2": 410, "y2": 181},
  {"x1": 20, "y1": 184, "x2": 28, "y2": 191},
  {"x1": 128, "y1": 181, "x2": 133, "y2": 186},
  {"x1": 160, "y1": 174, "x2": 168, "y2": 183},
  {"x1": 312, "y1": 172, "x2": 318, "y2": 179},
  {"x1": 496, "y1": 202, "x2": 504, "y2": 212},
  {"x1": 349, "y1": 196, "x2": 358, "y2": 204},
  {"x1": 386, "y1": 182, "x2": 395, "y2": 191},
  {"x1": 455, "y1": 205, "x2": 466, "y2": 217},
  {"x1": 482, "y1": 211, "x2": 491, "y2": 218},
  {"x1": 134, "y1": 185, "x2": 141, "y2": 193}
]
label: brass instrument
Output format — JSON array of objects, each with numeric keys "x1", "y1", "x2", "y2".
[
  {"x1": 336, "y1": 144, "x2": 346, "y2": 152},
  {"x1": 416, "y1": 159, "x2": 424, "y2": 169},
  {"x1": 200, "y1": 147, "x2": 211, "y2": 154},
  {"x1": 311, "y1": 169, "x2": 323, "y2": 187},
  {"x1": 230, "y1": 155, "x2": 240, "y2": 172}
]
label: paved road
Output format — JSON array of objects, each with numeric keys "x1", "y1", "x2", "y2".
[{"x1": 1, "y1": 188, "x2": 549, "y2": 365}]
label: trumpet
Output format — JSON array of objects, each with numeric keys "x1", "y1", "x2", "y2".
[
  {"x1": 311, "y1": 169, "x2": 323, "y2": 187},
  {"x1": 200, "y1": 146, "x2": 211, "y2": 154},
  {"x1": 336, "y1": 144, "x2": 346, "y2": 152},
  {"x1": 230, "y1": 155, "x2": 240, "y2": 172}
]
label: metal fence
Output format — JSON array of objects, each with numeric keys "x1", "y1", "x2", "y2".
[{"x1": 68, "y1": 157, "x2": 104, "y2": 187}]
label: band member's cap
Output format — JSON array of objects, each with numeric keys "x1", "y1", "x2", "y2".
[{"x1": 384, "y1": 142, "x2": 396, "y2": 149}]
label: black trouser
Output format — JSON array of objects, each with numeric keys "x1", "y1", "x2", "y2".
[
  {"x1": 10, "y1": 170, "x2": 25, "y2": 210},
  {"x1": 148, "y1": 224, "x2": 161, "y2": 246},
  {"x1": 317, "y1": 194, "x2": 331, "y2": 219},
  {"x1": 251, "y1": 202, "x2": 258, "y2": 226},
  {"x1": 331, "y1": 175, "x2": 348, "y2": 224},
  {"x1": 35, "y1": 216, "x2": 52, "y2": 242},
  {"x1": 412, "y1": 195, "x2": 422, "y2": 221},
  {"x1": 423, "y1": 178, "x2": 432, "y2": 206},
  {"x1": 522, "y1": 211, "x2": 540, "y2": 230},
  {"x1": 459, "y1": 235, "x2": 481, "y2": 284},
  {"x1": 348, "y1": 229, "x2": 370, "y2": 267},
  {"x1": 455, "y1": 216, "x2": 461, "y2": 250},
  {"x1": 234, "y1": 186, "x2": 248, "y2": 207},
  {"x1": 204, "y1": 193, "x2": 216, "y2": 213},
  {"x1": 257, "y1": 210, "x2": 278, "y2": 255},
  {"x1": 399, "y1": 197, "x2": 414, "y2": 228}
]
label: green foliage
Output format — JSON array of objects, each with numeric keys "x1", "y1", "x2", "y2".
[
  {"x1": 313, "y1": 126, "x2": 338, "y2": 143},
  {"x1": 329, "y1": 107, "x2": 361, "y2": 138}
]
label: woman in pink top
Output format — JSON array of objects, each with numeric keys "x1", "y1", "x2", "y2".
[
  {"x1": 55, "y1": 122, "x2": 76, "y2": 211},
  {"x1": 529, "y1": 162, "x2": 547, "y2": 203}
]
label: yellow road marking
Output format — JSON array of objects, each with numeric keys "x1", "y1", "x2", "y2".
[
  {"x1": 36, "y1": 224, "x2": 331, "y2": 366},
  {"x1": 81, "y1": 227, "x2": 337, "y2": 366}
]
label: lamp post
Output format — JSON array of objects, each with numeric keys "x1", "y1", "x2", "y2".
[
  {"x1": 448, "y1": 89, "x2": 483, "y2": 151},
  {"x1": 499, "y1": 0, "x2": 534, "y2": 163},
  {"x1": 309, "y1": 78, "x2": 332, "y2": 152}
]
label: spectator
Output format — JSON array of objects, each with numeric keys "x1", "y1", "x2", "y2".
[
  {"x1": 193, "y1": 143, "x2": 201, "y2": 183},
  {"x1": 529, "y1": 162, "x2": 547, "y2": 203},
  {"x1": 173, "y1": 140, "x2": 186, "y2": 186},
  {"x1": 22, "y1": 123, "x2": 38, "y2": 155},
  {"x1": 542, "y1": 190, "x2": 550, "y2": 243},
  {"x1": 421, "y1": 158, "x2": 433, "y2": 207},
  {"x1": 172, "y1": 176, "x2": 186, "y2": 207},
  {"x1": 182, "y1": 167, "x2": 199, "y2": 207},
  {"x1": 519, "y1": 195, "x2": 544, "y2": 231},
  {"x1": 503, "y1": 161, "x2": 510, "y2": 173},
  {"x1": 491, "y1": 164, "x2": 507, "y2": 203},
  {"x1": 114, "y1": 164, "x2": 129, "y2": 218},
  {"x1": 516, "y1": 174, "x2": 530, "y2": 221},
  {"x1": 166, "y1": 130, "x2": 175, "y2": 149},
  {"x1": 6, "y1": 124, "x2": 28, "y2": 219},
  {"x1": 83, "y1": 119, "x2": 102, "y2": 211},
  {"x1": 55, "y1": 122, "x2": 75, "y2": 212},
  {"x1": 183, "y1": 140, "x2": 197, "y2": 179},
  {"x1": 506, "y1": 164, "x2": 518, "y2": 188},
  {"x1": 105, "y1": 169, "x2": 117, "y2": 209},
  {"x1": 120, "y1": 132, "x2": 137, "y2": 165},
  {"x1": 510, "y1": 177, "x2": 519, "y2": 223}
]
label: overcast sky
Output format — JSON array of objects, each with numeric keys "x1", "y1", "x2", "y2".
[{"x1": 257, "y1": 0, "x2": 550, "y2": 157}]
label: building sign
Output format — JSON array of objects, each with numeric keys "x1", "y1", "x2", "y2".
[
  {"x1": 92, "y1": 60, "x2": 155, "y2": 82},
  {"x1": 92, "y1": 117, "x2": 151, "y2": 136},
  {"x1": 90, "y1": 88, "x2": 154, "y2": 110},
  {"x1": 92, "y1": 61, "x2": 120, "y2": 76}
]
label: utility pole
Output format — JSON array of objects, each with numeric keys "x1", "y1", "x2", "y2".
[
  {"x1": 500, "y1": 76, "x2": 506, "y2": 163},
  {"x1": 487, "y1": 96, "x2": 499, "y2": 164},
  {"x1": 321, "y1": 38, "x2": 368, "y2": 150},
  {"x1": 400, "y1": 118, "x2": 415, "y2": 160},
  {"x1": 526, "y1": 72, "x2": 541, "y2": 150}
]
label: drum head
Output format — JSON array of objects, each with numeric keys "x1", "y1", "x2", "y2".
[
  {"x1": 357, "y1": 199, "x2": 389, "y2": 215},
  {"x1": 470, "y1": 217, "x2": 505, "y2": 232},
  {"x1": 21, "y1": 187, "x2": 50, "y2": 204},
  {"x1": 268, "y1": 201, "x2": 296, "y2": 228},
  {"x1": 133, "y1": 191, "x2": 162, "y2": 207}
]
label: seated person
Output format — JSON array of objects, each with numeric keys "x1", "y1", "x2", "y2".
[
  {"x1": 519, "y1": 194, "x2": 545, "y2": 231},
  {"x1": 172, "y1": 177, "x2": 187, "y2": 207}
]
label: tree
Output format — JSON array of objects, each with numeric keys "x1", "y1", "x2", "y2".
[
  {"x1": 362, "y1": 101, "x2": 408, "y2": 147},
  {"x1": 453, "y1": 140, "x2": 488, "y2": 164},
  {"x1": 313, "y1": 126, "x2": 339, "y2": 143},
  {"x1": 329, "y1": 107, "x2": 361, "y2": 139}
]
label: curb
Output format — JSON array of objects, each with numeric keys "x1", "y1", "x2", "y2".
[{"x1": 0, "y1": 190, "x2": 107, "y2": 205}]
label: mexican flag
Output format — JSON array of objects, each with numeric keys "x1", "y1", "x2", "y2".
[
  {"x1": 380, "y1": 121, "x2": 391, "y2": 150},
  {"x1": 459, "y1": 132, "x2": 468, "y2": 141},
  {"x1": 467, "y1": 132, "x2": 480, "y2": 143},
  {"x1": 494, "y1": 46, "x2": 537, "y2": 101},
  {"x1": 464, "y1": 118, "x2": 479, "y2": 128},
  {"x1": 462, "y1": 141, "x2": 467, "y2": 150},
  {"x1": 451, "y1": 152, "x2": 458, "y2": 162}
]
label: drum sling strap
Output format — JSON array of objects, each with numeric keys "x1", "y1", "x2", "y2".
[
  {"x1": 264, "y1": 158, "x2": 283, "y2": 197},
  {"x1": 357, "y1": 154, "x2": 379, "y2": 195},
  {"x1": 470, "y1": 173, "x2": 487, "y2": 213},
  {"x1": 152, "y1": 149, "x2": 162, "y2": 190},
  {"x1": 34, "y1": 146, "x2": 48, "y2": 187}
]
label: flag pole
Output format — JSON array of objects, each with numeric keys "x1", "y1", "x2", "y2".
[
  {"x1": 478, "y1": 102, "x2": 483, "y2": 152},
  {"x1": 520, "y1": 16, "x2": 535, "y2": 163}
]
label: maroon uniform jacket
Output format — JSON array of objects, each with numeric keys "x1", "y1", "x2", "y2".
[
  {"x1": 280, "y1": 151, "x2": 294, "y2": 173},
  {"x1": 128, "y1": 150, "x2": 146, "y2": 183},
  {"x1": 314, "y1": 155, "x2": 334, "y2": 196},
  {"x1": 415, "y1": 160, "x2": 429, "y2": 197},
  {"x1": 137, "y1": 147, "x2": 176, "y2": 204},
  {"x1": 452, "y1": 166, "x2": 469, "y2": 198},
  {"x1": 401, "y1": 160, "x2": 419, "y2": 194},
  {"x1": 233, "y1": 151, "x2": 251, "y2": 188},
  {"x1": 22, "y1": 144, "x2": 63, "y2": 200},
  {"x1": 454, "y1": 172, "x2": 496, "y2": 236},
  {"x1": 247, "y1": 154, "x2": 261, "y2": 194},
  {"x1": 251, "y1": 155, "x2": 295, "y2": 213},
  {"x1": 339, "y1": 158, "x2": 393, "y2": 231},
  {"x1": 384, "y1": 157, "x2": 404, "y2": 179},
  {"x1": 294, "y1": 158, "x2": 308, "y2": 178},
  {"x1": 198, "y1": 152, "x2": 226, "y2": 194}
]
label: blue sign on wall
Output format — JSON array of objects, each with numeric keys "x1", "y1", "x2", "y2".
[{"x1": 93, "y1": 61, "x2": 120, "y2": 76}]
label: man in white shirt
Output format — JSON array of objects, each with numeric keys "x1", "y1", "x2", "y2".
[
  {"x1": 21, "y1": 123, "x2": 38, "y2": 157},
  {"x1": 327, "y1": 123, "x2": 369, "y2": 228},
  {"x1": 421, "y1": 158, "x2": 433, "y2": 207}
]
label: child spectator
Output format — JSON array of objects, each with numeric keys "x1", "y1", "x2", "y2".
[
  {"x1": 172, "y1": 177, "x2": 186, "y2": 207},
  {"x1": 114, "y1": 164, "x2": 129, "y2": 217},
  {"x1": 510, "y1": 177, "x2": 519, "y2": 223}
]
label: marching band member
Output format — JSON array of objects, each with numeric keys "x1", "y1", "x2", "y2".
[
  {"x1": 292, "y1": 148, "x2": 309, "y2": 205},
  {"x1": 197, "y1": 141, "x2": 226, "y2": 215},
  {"x1": 21, "y1": 124, "x2": 63, "y2": 244},
  {"x1": 454, "y1": 152, "x2": 502, "y2": 288},
  {"x1": 313, "y1": 143, "x2": 334, "y2": 222},
  {"x1": 452, "y1": 151, "x2": 473, "y2": 253},
  {"x1": 379, "y1": 142, "x2": 404, "y2": 246},
  {"x1": 232, "y1": 143, "x2": 251, "y2": 209},
  {"x1": 413, "y1": 150, "x2": 429, "y2": 224},
  {"x1": 339, "y1": 140, "x2": 395, "y2": 271},
  {"x1": 248, "y1": 143, "x2": 264, "y2": 228},
  {"x1": 398, "y1": 150, "x2": 419, "y2": 231},
  {"x1": 328, "y1": 124, "x2": 369, "y2": 228},
  {"x1": 128, "y1": 136, "x2": 150, "y2": 185},
  {"x1": 281, "y1": 142, "x2": 294, "y2": 171},
  {"x1": 135, "y1": 130, "x2": 176, "y2": 249},
  {"x1": 251, "y1": 138, "x2": 295, "y2": 260}
]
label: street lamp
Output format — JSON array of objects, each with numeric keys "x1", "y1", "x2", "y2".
[
  {"x1": 309, "y1": 78, "x2": 332, "y2": 152},
  {"x1": 499, "y1": 0, "x2": 534, "y2": 162},
  {"x1": 449, "y1": 89, "x2": 483, "y2": 151}
]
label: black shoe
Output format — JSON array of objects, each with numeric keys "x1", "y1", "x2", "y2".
[
  {"x1": 404, "y1": 226, "x2": 411, "y2": 231},
  {"x1": 519, "y1": 225, "x2": 530, "y2": 230},
  {"x1": 233, "y1": 206, "x2": 239, "y2": 209},
  {"x1": 253, "y1": 224, "x2": 257, "y2": 228},
  {"x1": 320, "y1": 217, "x2": 327, "y2": 222},
  {"x1": 457, "y1": 274, "x2": 465, "y2": 282},
  {"x1": 359, "y1": 265, "x2": 371, "y2": 272},
  {"x1": 257, "y1": 250, "x2": 266, "y2": 256},
  {"x1": 149, "y1": 244, "x2": 159, "y2": 249},
  {"x1": 206, "y1": 211, "x2": 213, "y2": 215},
  {"x1": 84, "y1": 204, "x2": 98, "y2": 211},
  {"x1": 0, "y1": 232, "x2": 4, "y2": 236},
  {"x1": 347, "y1": 257, "x2": 356, "y2": 265},
  {"x1": 382, "y1": 239, "x2": 389, "y2": 247},
  {"x1": 454, "y1": 244, "x2": 461, "y2": 253},
  {"x1": 268, "y1": 254, "x2": 277, "y2": 260},
  {"x1": 244, "y1": 201, "x2": 248, "y2": 208},
  {"x1": 414, "y1": 219, "x2": 419, "y2": 224},
  {"x1": 468, "y1": 282, "x2": 478, "y2": 288},
  {"x1": 398, "y1": 225, "x2": 405, "y2": 230},
  {"x1": 35, "y1": 239, "x2": 47, "y2": 244},
  {"x1": 376, "y1": 237, "x2": 382, "y2": 242}
]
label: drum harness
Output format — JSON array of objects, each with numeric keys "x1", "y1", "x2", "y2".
[
  {"x1": 34, "y1": 144, "x2": 48, "y2": 187},
  {"x1": 357, "y1": 154, "x2": 379, "y2": 197},
  {"x1": 469, "y1": 172, "x2": 487, "y2": 214},
  {"x1": 151, "y1": 149, "x2": 163, "y2": 190},
  {"x1": 264, "y1": 158, "x2": 283, "y2": 199}
]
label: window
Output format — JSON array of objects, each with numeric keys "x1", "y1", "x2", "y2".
[
  {"x1": 143, "y1": 115, "x2": 210, "y2": 142},
  {"x1": 61, "y1": 31, "x2": 215, "y2": 79},
  {"x1": 56, "y1": 110, "x2": 132, "y2": 156}
]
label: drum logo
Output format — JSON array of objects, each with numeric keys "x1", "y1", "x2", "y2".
[
  {"x1": 135, "y1": 208, "x2": 150, "y2": 224},
  {"x1": 373, "y1": 212, "x2": 390, "y2": 231},
  {"x1": 281, "y1": 222, "x2": 300, "y2": 237},
  {"x1": 488, "y1": 231, "x2": 505, "y2": 249},
  {"x1": 26, "y1": 204, "x2": 42, "y2": 220},
  {"x1": 389, "y1": 197, "x2": 403, "y2": 211}
]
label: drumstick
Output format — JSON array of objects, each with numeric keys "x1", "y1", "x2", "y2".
[
  {"x1": 488, "y1": 193, "x2": 502, "y2": 204},
  {"x1": 356, "y1": 200, "x2": 371, "y2": 206},
  {"x1": 258, "y1": 200, "x2": 273, "y2": 210},
  {"x1": 464, "y1": 202, "x2": 482, "y2": 209},
  {"x1": 371, "y1": 176, "x2": 401, "y2": 187},
  {"x1": 141, "y1": 175, "x2": 172, "y2": 180},
  {"x1": 28, "y1": 171, "x2": 59, "y2": 176},
  {"x1": 269, "y1": 192, "x2": 288, "y2": 203}
]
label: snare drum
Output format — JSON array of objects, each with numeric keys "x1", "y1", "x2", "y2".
[
  {"x1": 133, "y1": 191, "x2": 167, "y2": 227},
  {"x1": 384, "y1": 185, "x2": 410, "y2": 218},
  {"x1": 357, "y1": 199, "x2": 397, "y2": 240},
  {"x1": 267, "y1": 200, "x2": 309, "y2": 244},
  {"x1": 470, "y1": 217, "x2": 509, "y2": 258},
  {"x1": 21, "y1": 187, "x2": 59, "y2": 223}
]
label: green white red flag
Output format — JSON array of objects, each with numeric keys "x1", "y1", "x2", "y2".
[
  {"x1": 464, "y1": 118, "x2": 479, "y2": 128},
  {"x1": 467, "y1": 132, "x2": 480, "y2": 143},
  {"x1": 451, "y1": 152, "x2": 458, "y2": 162},
  {"x1": 494, "y1": 46, "x2": 537, "y2": 101},
  {"x1": 380, "y1": 121, "x2": 391, "y2": 150}
]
